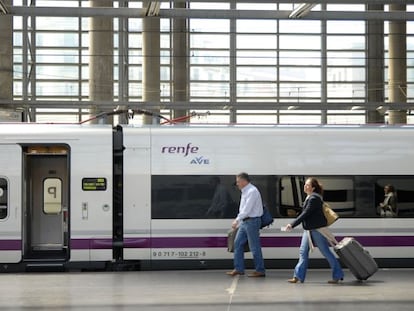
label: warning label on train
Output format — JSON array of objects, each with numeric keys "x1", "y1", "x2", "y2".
[{"x1": 82, "y1": 178, "x2": 107, "y2": 191}]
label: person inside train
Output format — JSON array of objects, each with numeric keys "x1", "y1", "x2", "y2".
[
  {"x1": 378, "y1": 184, "x2": 398, "y2": 218},
  {"x1": 226, "y1": 172, "x2": 266, "y2": 277},
  {"x1": 283, "y1": 177, "x2": 344, "y2": 284}
]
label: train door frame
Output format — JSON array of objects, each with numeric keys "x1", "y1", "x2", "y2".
[
  {"x1": 0, "y1": 144, "x2": 22, "y2": 263},
  {"x1": 22, "y1": 145, "x2": 70, "y2": 262}
]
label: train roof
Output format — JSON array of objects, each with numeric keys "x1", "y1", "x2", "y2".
[{"x1": 2, "y1": 122, "x2": 414, "y2": 134}]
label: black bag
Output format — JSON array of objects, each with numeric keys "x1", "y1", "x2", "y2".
[
  {"x1": 227, "y1": 228, "x2": 249, "y2": 253},
  {"x1": 260, "y1": 206, "x2": 274, "y2": 229}
]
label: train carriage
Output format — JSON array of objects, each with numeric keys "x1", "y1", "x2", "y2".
[
  {"x1": 0, "y1": 123, "x2": 414, "y2": 271},
  {"x1": 0, "y1": 124, "x2": 114, "y2": 270}
]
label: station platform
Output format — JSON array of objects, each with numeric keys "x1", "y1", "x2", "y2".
[{"x1": 0, "y1": 268, "x2": 412, "y2": 310}]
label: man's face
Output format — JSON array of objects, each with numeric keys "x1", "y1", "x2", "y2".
[{"x1": 236, "y1": 177, "x2": 247, "y2": 190}]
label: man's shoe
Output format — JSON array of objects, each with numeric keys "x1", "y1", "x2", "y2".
[
  {"x1": 226, "y1": 270, "x2": 244, "y2": 276},
  {"x1": 248, "y1": 271, "x2": 266, "y2": 277},
  {"x1": 287, "y1": 277, "x2": 303, "y2": 283}
]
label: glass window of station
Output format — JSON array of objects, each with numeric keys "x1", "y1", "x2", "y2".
[{"x1": 11, "y1": 1, "x2": 414, "y2": 124}]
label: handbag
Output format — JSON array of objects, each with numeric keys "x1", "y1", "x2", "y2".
[
  {"x1": 323, "y1": 202, "x2": 339, "y2": 226},
  {"x1": 227, "y1": 227, "x2": 249, "y2": 253},
  {"x1": 260, "y1": 205, "x2": 274, "y2": 229}
]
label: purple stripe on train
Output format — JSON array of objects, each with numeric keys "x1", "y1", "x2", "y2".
[
  {"x1": 67, "y1": 236, "x2": 414, "y2": 249},
  {"x1": 1, "y1": 236, "x2": 413, "y2": 251},
  {"x1": 0, "y1": 240, "x2": 21, "y2": 250},
  {"x1": 123, "y1": 235, "x2": 414, "y2": 249},
  {"x1": 70, "y1": 238, "x2": 151, "y2": 249}
]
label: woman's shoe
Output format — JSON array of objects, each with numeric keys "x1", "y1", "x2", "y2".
[
  {"x1": 287, "y1": 277, "x2": 302, "y2": 283},
  {"x1": 328, "y1": 278, "x2": 343, "y2": 284}
]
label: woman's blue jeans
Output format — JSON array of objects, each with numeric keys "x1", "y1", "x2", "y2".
[
  {"x1": 294, "y1": 229, "x2": 344, "y2": 282},
  {"x1": 233, "y1": 217, "x2": 265, "y2": 274}
]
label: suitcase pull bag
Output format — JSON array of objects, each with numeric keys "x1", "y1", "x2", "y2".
[
  {"x1": 318, "y1": 228, "x2": 378, "y2": 281},
  {"x1": 334, "y1": 237, "x2": 378, "y2": 281}
]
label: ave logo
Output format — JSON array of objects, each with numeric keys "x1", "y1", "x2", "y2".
[
  {"x1": 161, "y1": 142, "x2": 210, "y2": 165},
  {"x1": 190, "y1": 156, "x2": 210, "y2": 165}
]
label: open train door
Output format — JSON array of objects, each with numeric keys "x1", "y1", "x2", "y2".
[
  {"x1": 22, "y1": 145, "x2": 69, "y2": 262},
  {"x1": 0, "y1": 144, "x2": 22, "y2": 263}
]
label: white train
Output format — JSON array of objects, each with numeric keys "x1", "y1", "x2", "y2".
[{"x1": 0, "y1": 123, "x2": 413, "y2": 271}]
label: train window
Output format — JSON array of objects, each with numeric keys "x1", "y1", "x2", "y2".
[
  {"x1": 151, "y1": 175, "x2": 277, "y2": 219},
  {"x1": 279, "y1": 176, "x2": 355, "y2": 217},
  {"x1": 43, "y1": 178, "x2": 62, "y2": 214},
  {"x1": 375, "y1": 178, "x2": 414, "y2": 217},
  {"x1": 152, "y1": 175, "x2": 235, "y2": 219},
  {"x1": 279, "y1": 175, "x2": 414, "y2": 218},
  {"x1": 152, "y1": 175, "x2": 414, "y2": 219},
  {"x1": 0, "y1": 178, "x2": 8, "y2": 219}
]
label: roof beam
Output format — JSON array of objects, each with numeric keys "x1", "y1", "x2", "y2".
[
  {"x1": 162, "y1": 9, "x2": 414, "y2": 21},
  {"x1": 11, "y1": 7, "x2": 146, "y2": 17},
  {"x1": 9, "y1": 6, "x2": 414, "y2": 21},
  {"x1": 157, "y1": 0, "x2": 414, "y2": 3},
  {"x1": 1, "y1": 100, "x2": 413, "y2": 112}
]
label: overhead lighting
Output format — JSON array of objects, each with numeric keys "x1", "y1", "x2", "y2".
[
  {"x1": 146, "y1": 1, "x2": 160, "y2": 17},
  {"x1": 376, "y1": 106, "x2": 389, "y2": 115},
  {"x1": 289, "y1": 3, "x2": 316, "y2": 19},
  {"x1": 351, "y1": 106, "x2": 364, "y2": 110},
  {"x1": 0, "y1": 0, "x2": 9, "y2": 15}
]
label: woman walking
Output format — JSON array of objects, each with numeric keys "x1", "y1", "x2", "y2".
[{"x1": 283, "y1": 177, "x2": 344, "y2": 284}]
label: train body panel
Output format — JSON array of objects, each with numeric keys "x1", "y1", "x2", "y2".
[
  {"x1": 149, "y1": 126, "x2": 414, "y2": 175},
  {"x1": 1, "y1": 123, "x2": 414, "y2": 271},
  {"x1": 69, "y1": 127, "x2": 113, "y2": 262},
  {"x1": 122, "y1": 128, "x2": 151, "y2": 261},
  {"x1": 0, "y1": 144, "x2": 22, "y2": 263}
]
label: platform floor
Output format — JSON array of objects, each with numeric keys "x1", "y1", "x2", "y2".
[{"x1": 0, "y1": 268, "x2": 413, "y2": 310}]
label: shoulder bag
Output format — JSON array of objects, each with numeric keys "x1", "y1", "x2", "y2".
[
  {"x1": 323, "y1": 202, "x2": 339, "y2": 226},
  {"x1": 260, "y1": 205, "x2": 274, "y2": 229}
]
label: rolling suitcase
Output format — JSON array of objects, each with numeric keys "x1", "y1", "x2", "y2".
[{"x1": 334, "y1": 237, "x2": 378, "y2": 281}]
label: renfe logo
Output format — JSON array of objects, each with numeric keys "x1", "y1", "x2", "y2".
[{"x1": 161, "y1": 143, "x2": 199, "y2": 157}]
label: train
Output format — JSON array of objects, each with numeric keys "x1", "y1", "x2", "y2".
[{"x1": 1, "y1": 122, "x2": 414, "y2": 272}]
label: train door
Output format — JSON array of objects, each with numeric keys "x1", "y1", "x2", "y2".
[{"x1": 23, "y1": 146, "x2": 69, "y2": 261}]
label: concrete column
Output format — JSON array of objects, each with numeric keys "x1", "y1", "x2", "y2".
[
  {"x1": 321, "y1": 11, "x2": 327, "y2": 124},
  {"x1": 172, "y1": 0, "x2": 189, "y2": 121},
  {"x1": 142, "y1": 0, "x2": 160, "y2": 125},
  {"x1": 117, "y1": 0, "x2": 129, "y2": 125},
  {"x1": 89, "y1": 0, "x2": 114, "y2": 124},
  {"x1": 366, "y1": 4, "x2": 385, "y2": 124},
  {"x1": 388, "y1": 4, "x2": 407, "y2": 125},
  {"x1": 0, "y1": 0, "x2": 13, "y2": 107},
  {"x1": 229, "y1": 0, "x2": 237, "y2": 123}
]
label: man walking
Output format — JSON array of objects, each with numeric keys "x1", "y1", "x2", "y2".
[{"x1": 226, "y1": 172, "x2": 266, "y2": 277}]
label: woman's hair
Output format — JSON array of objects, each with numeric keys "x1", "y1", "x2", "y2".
[{"x1": 307, "y1": 177, "x2": 324, "y2": 195}]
